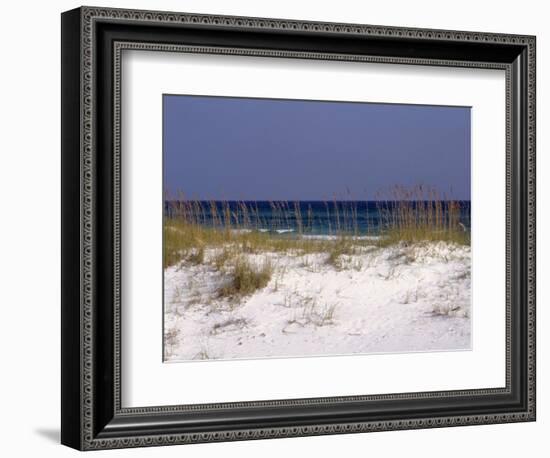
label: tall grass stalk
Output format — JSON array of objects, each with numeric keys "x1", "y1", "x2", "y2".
[{"x1": 164, "y1": 185, "x2": 469, "y2": 268}]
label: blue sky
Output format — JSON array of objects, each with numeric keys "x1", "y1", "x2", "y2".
[{"x1": 163, "y1": 95, "x2": 471, "y2": 201}]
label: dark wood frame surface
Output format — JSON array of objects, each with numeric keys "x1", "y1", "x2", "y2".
[{"x1": 61, "y1": 6, "x2": 536, "y2": 450}]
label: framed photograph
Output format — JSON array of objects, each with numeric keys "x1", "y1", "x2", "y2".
[{"x1": 61, "y1": 6, "x2": 536, "y2": 450}]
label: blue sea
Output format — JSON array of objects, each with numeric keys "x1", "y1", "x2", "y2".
[{"x1": 165, "y1": 201, "x2": 471, "y2": 237}]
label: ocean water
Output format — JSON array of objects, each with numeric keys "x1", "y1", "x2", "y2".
[{"x1": 165, "y1": 201, "x2": 471, "y2": 236}]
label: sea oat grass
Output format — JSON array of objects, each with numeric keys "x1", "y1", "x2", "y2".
[
  {"x1": 163, "y1": 187, "x2": 470, "y2": 268},
  {"x1": 218, "y1": 257, "x2": 273, "y2": 298},
  {"x1": 378, "y1": 226, "x2": 470, "y2": 247},
  {"x1": 163, "y1": 218, "x2": 350, "y2": 267},
  {"x1": 325, "y1": 238, "x2": 356, "y2": 269},
  {"x1": 212, "y1": 247, "x2": 237, "y2": 271}
]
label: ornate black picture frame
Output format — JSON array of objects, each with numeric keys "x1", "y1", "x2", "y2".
[{"x1": 61, "y1": 6, "x2": 536, "y2": 450}]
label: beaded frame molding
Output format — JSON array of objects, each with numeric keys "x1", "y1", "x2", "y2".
[{"x1": 61, "y1": 6, "x2": 536, "y2": 451}]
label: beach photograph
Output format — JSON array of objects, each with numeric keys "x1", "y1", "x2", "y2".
[{"x1": 162, "y1": 95, "x2": 471, "y2": 362}]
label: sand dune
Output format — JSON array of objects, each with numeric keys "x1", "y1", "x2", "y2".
[{"x1": 164, "y1": 241, "x2": 471, "y2": 362}]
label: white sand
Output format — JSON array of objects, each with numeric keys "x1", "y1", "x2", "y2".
[{"x1": 164, "y1": 241, "x2": 471, "y2": 362}]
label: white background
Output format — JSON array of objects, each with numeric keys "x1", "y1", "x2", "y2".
[
  {"x1": 123, "y1": 52, "x2": 505, "y2": 406},
  {"x1": 0, "y1": 0, "x2": 546, "y2": 457}
]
